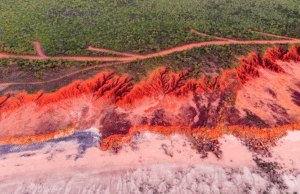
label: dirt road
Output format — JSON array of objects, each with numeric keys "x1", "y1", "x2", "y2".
[{"x1": 1, "y1": 29, "x2": 299, "y2": 87}]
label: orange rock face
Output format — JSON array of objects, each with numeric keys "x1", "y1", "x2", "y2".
[{"x1": 0, "y1": 45, "x2": 300, "y2": 155}]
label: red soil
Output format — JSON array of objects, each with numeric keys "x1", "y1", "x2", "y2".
[{"x1": 32, "y1": 41, "x2": 47, "y2": 57}]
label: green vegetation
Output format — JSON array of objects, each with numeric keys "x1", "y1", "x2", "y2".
[
  {"x1": 246, "y1": 115, "x2": 266, "y2": 127},
  {"x1": 224, "y1": 92, "x2": 236, "y2": 106},
  {"x1": 0, "y1": 58, "x2": 9, "y2": 67},
  {"x1": 138, "y1": 187, "x2": 143, "y2": 192},
  {"x1": 0, "y1": 57, "x2": 105, "y2": 79},
  {"x1": 0, "y1": 39, "x2": 35, "y2": 55},
  {"x1": 257, "y1": 119, "x2": 266, "y2": 127},
  {"x1": 56, "y1": 49, "x2": 125, "y2": 57},
  {"x1": 0, "y1": 42, "x2": 293, "y2": 82},
  {"x1": 247, "y1": 115, "x2": 254, "y2": 121},
  {"x1": 247, "y1": 115, "x2": 267, "y2": 127},
  {"x1": 108, "y1": 43, "x2": 292, "y2": 83},
  {"x1": 0, "y1": 0, "x2": 299, "y2": 56}
]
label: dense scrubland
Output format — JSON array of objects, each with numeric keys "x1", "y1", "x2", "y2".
[{"x1": 0, "y1": 0, "x2": 299, "y2": 56}]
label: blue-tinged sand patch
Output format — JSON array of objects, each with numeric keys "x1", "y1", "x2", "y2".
[{"x1": 0, "y1": 127, "x2": 102, "y2": 159}]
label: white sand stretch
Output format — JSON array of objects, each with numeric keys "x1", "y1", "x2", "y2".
[{"x1": 0, "y1": 128, "x2": 300, "y2": 194}]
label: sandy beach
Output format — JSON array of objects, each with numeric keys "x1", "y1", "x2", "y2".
[{"x1": 0, "y1": 127, "x2": 300, "y2": 194}]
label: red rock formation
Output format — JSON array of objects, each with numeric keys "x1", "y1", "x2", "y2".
[
  {"x1": 3, "y1": 44, "x2": 297, "y2": 117},
  {"x1": 117, "y1": 67, "x2": 192, "y2": 105},
  {"x1": 249, "y1": 52, "x2": 263, "y2": 68},
  {"x1": 96, "y1": 76, "x2": 133, "y2": 103},
  {"x1": 236, "y1": 63, "x2": 260, "y2": 84},
  {"x1": 264, "y1": 46, "x2": 287, "y2": 61},
  {"x1": 172, "y1": 78, "x2": 198, "y2": 97},
  {"x1": 0, "y1": 45, "x2": 298, "y2": 114},
  {"x1": 98, "y1": 122, "x2": 300, "y2": 155},
  {"x1": 0, "y1": 124, "x2": 76, "y2": 145},
  {"x1": 1, "y1": 44, "x2": 300, "y2": 148},
  {"x1": 235, "y1": 49, "x2": 288, "y2": 84},
  {"x1": 282, "y1": 45, "x2": 300, "y2": 62},
  {"x1": 0, "y1": 71, "x2": 134, "y2": 119},
  {"x1": 261, "y1": 56, "x2": 285, "y2": 73},
  {"x1": 39, "y1": 81, "x2": 82, "y2": 106},
  {"x1": 38, "y1": 71, "x2": 129, "y2": 106},
  {"x1": 99, "y1": 124, "x2": 195, "y2": 151},
  {"x1": 197, "y1": 74, "x2": 231, "y2": 93},
  {"x1": 260, "y1": 48, "x2": 286, "y2": 73},
  {"x1": 0, "y1": 94, "x2": 11, "y2": 108}
]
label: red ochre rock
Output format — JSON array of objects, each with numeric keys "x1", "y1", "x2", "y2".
[
  {"x1": 282, "y1": 45, "x2": 300, "y2": 62},
  {"x1": 1, "y1": 45, "x2": 300, "y2": 151},
  {"x1": 117, "y1": 67, "x2": 191, "y2": 106}
]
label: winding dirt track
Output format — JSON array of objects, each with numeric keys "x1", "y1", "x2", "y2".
[
  {"x1": 247, "y1": 29, "x2": 295, "y2": 40},
  {"x1": 32, "y1": 41, "x2": 47, "y2": 58},
  {"x1": 1, "y1": 29, "x2": 300, "y2": 88},
  {"x1": 86, "y1": 46, "x2": 141, "y2": 58},
  {"x1": 190, "y1": 29, "x2": 228, "y2": 41}
]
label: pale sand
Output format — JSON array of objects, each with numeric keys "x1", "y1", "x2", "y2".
[{"x1": 0, "y1": 128, "x2": 300, "y2": 193}]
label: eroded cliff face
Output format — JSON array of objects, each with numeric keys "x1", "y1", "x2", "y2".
[
  {"x1": 234, "y1": 61, "x2": 300, "y2": 128},
  {"x1": 0, "y1": 45, "x2": 300, "y2": 156}
]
